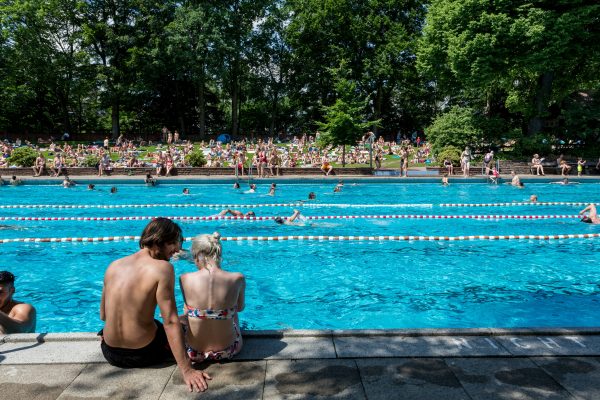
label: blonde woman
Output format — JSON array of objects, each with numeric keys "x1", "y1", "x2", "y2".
[{"x1": 180, "y1": 232, "x2": 245, "y2": 362}]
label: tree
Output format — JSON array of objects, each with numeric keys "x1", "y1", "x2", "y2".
[
  {"x1": 318, "y1": 65, "x2": 378, "y2": 167},
  {"x1": 418, "y1": 0, "x2": 600, "y2": 138}
]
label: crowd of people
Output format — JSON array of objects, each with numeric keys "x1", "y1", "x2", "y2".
[{"x1": 0, "y1": 131, "x2": 435, "y2": 177}]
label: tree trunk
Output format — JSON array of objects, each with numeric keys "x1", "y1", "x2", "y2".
[
  {"x1": 373, "y1": 81, "x2": 383, "y2": 135},
  {"x1": 111, "y1": 97, "x2": 119, "y2": 138},
  {"x1": 198, "y1": 79, "x2": 205, "y2": 138},
  {"x1": 231, "y1": 75, "x2": 239, "y2": 136},
  {"x1": 269, "y1": 91, "x2": 278, "y2": 136},
  {"x1": 527, "y1": 72, "x2": 554, "y2": 136},
  {"x1": 342, "y1": 145, "x2": 346, "y2": 167}
]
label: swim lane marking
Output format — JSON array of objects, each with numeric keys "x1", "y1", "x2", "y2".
[
  {"x1": 0, "y1": 214, "x2": 582, "y2": 222},
  {"x1": 1, "y1": 233, "x2": 599, "y2": 244}
]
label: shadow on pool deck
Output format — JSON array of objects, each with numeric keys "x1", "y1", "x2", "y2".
[{"x1": 2, "y1": 329, "x2": 600, "y2": 399}]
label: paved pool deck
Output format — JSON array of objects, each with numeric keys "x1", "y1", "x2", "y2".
[{"x1": 2, "y1": 329, "x2": 600, "y2": 399}]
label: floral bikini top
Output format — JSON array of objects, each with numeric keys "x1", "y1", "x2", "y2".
[{"x1": 184, "y1": 304, "x2": 237, "y2": 320}]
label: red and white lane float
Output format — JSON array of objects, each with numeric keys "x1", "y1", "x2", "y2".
[
  {"x1": 1, "y1": 233, "x2": 599, "y2": 244},
  {"x1": 0, "y1": 214, "x2": 583, "y2": 222},
  {"x1": 440, "y1": 201, "x2": 591, "y2": 207},
  {"x1": 0, "y1": 202, "x2": 302, "y2": 209}
]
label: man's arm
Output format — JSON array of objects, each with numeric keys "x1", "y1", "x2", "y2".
[
  {"x1": 155, "y1": 263, "x2": 211, "y2": 392},
  {"x1": 100, "y1": 285, "x2": 106, "y2": 321},
  {"x1": 0, "y1": 304, "x2": 36, "y2": 333}
]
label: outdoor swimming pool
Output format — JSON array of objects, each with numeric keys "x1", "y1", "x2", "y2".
[{"x1": 1, "y1": 180, "x2": 599, "y2": 332}]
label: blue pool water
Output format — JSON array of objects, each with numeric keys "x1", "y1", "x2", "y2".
[{"x1": 1, "y1": 180, "x2": 599, "y2": 332}]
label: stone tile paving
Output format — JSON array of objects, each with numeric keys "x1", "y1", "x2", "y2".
[
  {"x1": 2, "y1": 358, "x2": 600, "y2": 399},
  {"x1": 2, "y1": 333, "x2": 600, "y2": 399}
]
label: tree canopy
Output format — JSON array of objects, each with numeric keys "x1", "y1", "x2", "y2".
[{"x1": 0, "y1": 0, "x2": 598, "y2": 154}]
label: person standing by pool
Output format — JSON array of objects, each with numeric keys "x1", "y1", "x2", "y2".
[
  {"x1": 0, "y1": 270, "x2": 36, "y2": 334},
  {"x1": 579, "y1": 204, "x2": 600, "y2": 224},
  {"x1": 99, "y1": 218, "x2": 211, "y2": 392},
  {"x1": 461, "y1": 146, "x2": 471, "y2": 177},
  {"x1": 179, "y1": 232, "x2": 245, "y2": 363}
]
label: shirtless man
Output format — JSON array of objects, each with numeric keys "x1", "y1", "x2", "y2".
[
  {"x1": 510, "y1": 171, "x2": 521, "y2": 187},
  {"x1": 579, "y1": 204, "x2": 600, "y2": 224},
  {"x1": 100, "y1": 218, "x2": 211, "y2": 392},
  {"x1": 218, "y1": 209, "x2": 256, "y2": 217},
  {"x1": 0, "y1": 271, "x2": 36, "y2": 334}
]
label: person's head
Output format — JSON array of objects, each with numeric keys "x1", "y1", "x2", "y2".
[
  {"x1": 191, "y1": 232, "x2": 222, "y2": 267},
  {"x1": 518, "y1": 182, "x2": 524, "y2": 187},
  {"x1": 271, "y1": 183, "x2": 276, "y2": 188},
  {"x1": 308, "y1": 192, "x2": 316, "y2": 200},
  {"x1": 245, "y1": 211, "x2": 256, "y2": 217},
  {"x1": 87, "y1": 183, "x2": 95, "y2": 190},
  {"x1": 0, "y1": 271, "x2": 16, "y2": 309},
  {"x1": 581, "y1": 216, "x2": 593, "y2": 224},
  {"x1": 511, "y1": 170, "x2": 515, "y2": 176},
  {"x1": 146, "y1": 173, "x2": 151, "y2": 179},
  {"x1": 110, "y1": 186, "x2": 117, "y2": 193},
  {"x1": 530, "y1": 195, "x2": 538, "y2": 202},
  {"x1": 563, "y1": 178, "x2": 569, "y2": 184},
  {"x1": 274, "y1": 216, "x2": 284, "y2": 224},
  {"x1": 250, "y1": 183, "x2": 256, "y2": 189},
  {"x1": 233, "y1": 182, "x2": 240, "y2": 189},
  {"x1": 183, "y1": 188, "x2": 189, "y2": 194},
  {"x1": 11, "y1": 176, "x2": 16, "y2": 180},
  {"x1": 534, "y1": 154, "x2": 539, "y2": 158},
  {"x1": 139, "y1": 218, "x2": 183, "y2": 260}
]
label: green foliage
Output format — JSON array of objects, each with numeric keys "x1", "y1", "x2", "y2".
[
  {"x1": 511, "y1": 134, "x2": 553, "y2": 159},
  {"x1": 81, "y1": 155, "x2": 99, "y2": 167},
  {"x1": 7, "y1": 146, "x2": 37, "y2": 167},
  {"x1": 185, "y1": 150, "x2": 207, "y2": 167},
  {"x1": 317, "y1": 65, "x2": 378, "y2": 154},
  {"x1": 425, "y1": 107, "x2": 482, "y2": 152},
  {"x1": 435, "y1": 146, "x2": 462, "y2": 166}
]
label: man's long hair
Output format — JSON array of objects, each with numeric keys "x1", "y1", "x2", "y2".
[{"x1": 139, "y1": 218, "x2": 182, "y2": 249}]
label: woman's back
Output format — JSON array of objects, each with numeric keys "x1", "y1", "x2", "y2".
[{"x1": 181, "y1": 268, "x2": 244, "y2": 352}]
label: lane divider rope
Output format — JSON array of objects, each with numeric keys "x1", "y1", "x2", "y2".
[
  {"x1": 0, "y1": 201, "x2": 592, "y2": 209},
  {"x1": 0, "y1": 214, "x2": 583, "y2": 222},
  {"x1": 440, "y1": 202, "x2": 591, "y2": 207},
  {"x1": 0, "y1": 203, "x2": 303, "y2": 209},
  {"x1": 1, "y1": 233, "x2": 599, "y2": 244}
]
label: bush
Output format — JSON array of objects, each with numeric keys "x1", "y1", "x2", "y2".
[
  {"x1": 7, "y1": 147, "x2": 37, "y2": 167},
  {"x1": 81, "y1": 155, "x2": 99, "y2": 167},
  {"x1": 185, "y1": 150, "x2": 207, "y2": 167},
  {"x1": 435, "y1": 146, "x2": 462, "y2": 166},
  {"x1": 425, "y1": 106, "x2": 482, "y2": 153}
]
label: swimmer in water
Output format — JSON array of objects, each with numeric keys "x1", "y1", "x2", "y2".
[
  {"x1": 110, "y1": 186, "x2": 117, "y2": 194},
  {"x1": 218, "y1": 209, "x2": 256, "y2": 218},
  {"x1": 274, "y1": 209, "x2": 305, "y2": 226},
  {"x1": 579, "y1": 204, "x2": 600, "y2": 224},
  {"x1": 87, "y1": 183, "x2": 95, "y2": 190},
  {"x1": 183, "y1": 188, "x2": 190, "y2": 195},
  {"x1": 308, "y1": 192, "x2": 316, "y2": 200},
  {"x1": 529, "y1": 194, "x2": 538, "y2": 203},
  {"x1": 268, "y1": 183, "x2": 276, "y2": 196},
  {"x1": 246, "y1": 183, "x2": 257, "y2": 193},
  {"x1": 233, "y1": 182, "x2": 240, "y2": 189}
]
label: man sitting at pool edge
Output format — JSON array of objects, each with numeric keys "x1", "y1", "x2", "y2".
[
  {"x1": 99, "y1": 218, "x2": 211, "y2": 392},
  {"x1": 0, "y1": 270, "x2": 36, "y2": 334}
]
